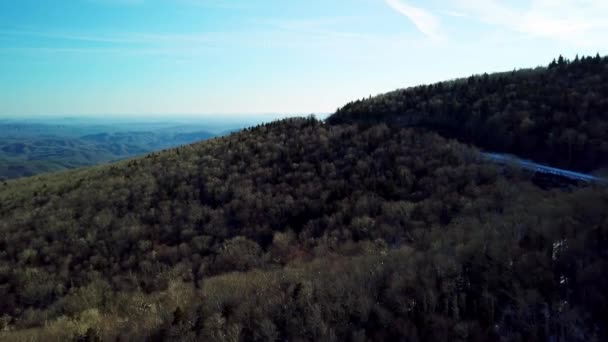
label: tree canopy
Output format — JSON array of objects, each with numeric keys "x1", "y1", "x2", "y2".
[{"x1": 329, "y1": 55, "x2": 608, "y2": 172}]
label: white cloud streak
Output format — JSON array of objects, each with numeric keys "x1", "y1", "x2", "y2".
[
  {"x1": 0, "y1": 25, "x2": 426, "y2": 59},
  {"x1": 384, "y1": 0, "x2": 443, "y2": 40},
  {"x1": 453, "y1": 0, "x2": 608, "y2": 46},
  {"x1": 87, "y1": 0, "x2": 144, "y2": 5}
]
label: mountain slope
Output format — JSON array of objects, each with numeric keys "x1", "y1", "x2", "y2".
[
  {"x1": 328, "y1": 55, "x2": 608, "y2": 172},
  {"x1": 0, "y1": 117, "x2": 607, "y2": 341}
]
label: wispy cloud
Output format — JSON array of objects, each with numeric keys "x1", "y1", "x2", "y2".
[
  {"x1": 0, "y1": 17, "x2": 429, "y2": 59},
  {"x1": 87, "y1": 0, "x2": 145, "y2": 5},
  {"x1": 442, "y1": 10, "x2": 469, "y2": 18},
  {"x1": 0, "y1": 29, "x2": 142, "y2": 44},
  {"x1": 0, "y1": 28, "x2": 229, "y2": 57},
  {"x1": 175, "y1": 0, "x2": 250, "y2": 9},
  {"x1": 89, "y1": 0, "x2": 250, "y2": 9},
  {"x1": 384, "y1": 0, "x2": 443, "y2": 40},
  {"x1": 453, "y1": 0, "x2": 608, "y2": 46}
]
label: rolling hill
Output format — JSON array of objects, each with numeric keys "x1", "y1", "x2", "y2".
[
  {"x1": 0, "y1": 57, "x2": 607, "y2": 341},
  {"x1": 329, "y1": 54, "x2": 608, "y2": 172}
]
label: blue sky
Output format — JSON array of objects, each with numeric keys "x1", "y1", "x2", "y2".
[{"x1": 0, "y1": 0, "x2": 606, "y2": 117}]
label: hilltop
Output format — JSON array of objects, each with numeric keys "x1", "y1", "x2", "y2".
[{"x1": 328, "y1": 55, "x2": 608, "y2": 172}]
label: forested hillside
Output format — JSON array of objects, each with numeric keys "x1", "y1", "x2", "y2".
[
  {"x1": 0, "y1": 117, "x2": 606, "y2": 341},
  {"x1": 328, "y1": 55, "x2": 608, "y2": 172}
]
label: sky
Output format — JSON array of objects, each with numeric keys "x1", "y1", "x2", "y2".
[{"x1": 0, "y1": 0, "x2": 606, "y2": 117}]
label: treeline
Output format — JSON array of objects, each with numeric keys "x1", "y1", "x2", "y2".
[
  {"x1": 328, "y1": 54, "x2": 608, "y2": 172},
  {"x1": 0, "y1": 118, "x2": 607, "y2": 341}
]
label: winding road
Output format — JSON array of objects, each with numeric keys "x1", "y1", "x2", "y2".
[{"x1": 482, "y1": 152, "x2": 607, "y2": 185}]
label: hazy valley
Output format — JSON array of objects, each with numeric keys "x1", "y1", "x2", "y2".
[{"x1": 0, "y1": 116, "x2": 284, "y2": 180}]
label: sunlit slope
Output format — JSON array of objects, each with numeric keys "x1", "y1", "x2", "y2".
[{"x1": 0, "y1": 117, "x2": 607, "y2": 340}]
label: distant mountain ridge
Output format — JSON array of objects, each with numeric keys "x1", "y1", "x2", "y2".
[
  {"x1": 0, "y1": 115, "x2": 310, "y2": 180},
  {"x1": 0, "y1": 122, "x2": 217, "y2": 179}
]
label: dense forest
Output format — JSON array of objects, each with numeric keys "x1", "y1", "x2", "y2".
[
  {"x1": 0, "y1": 56, "x2": 607, "y2": 341},
  {"x1": 0, "y1": 117, "x2": 606, "y2": 341},
  {"x1": 329, "y1": 55, "x2": 608, "y2": 172}
]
